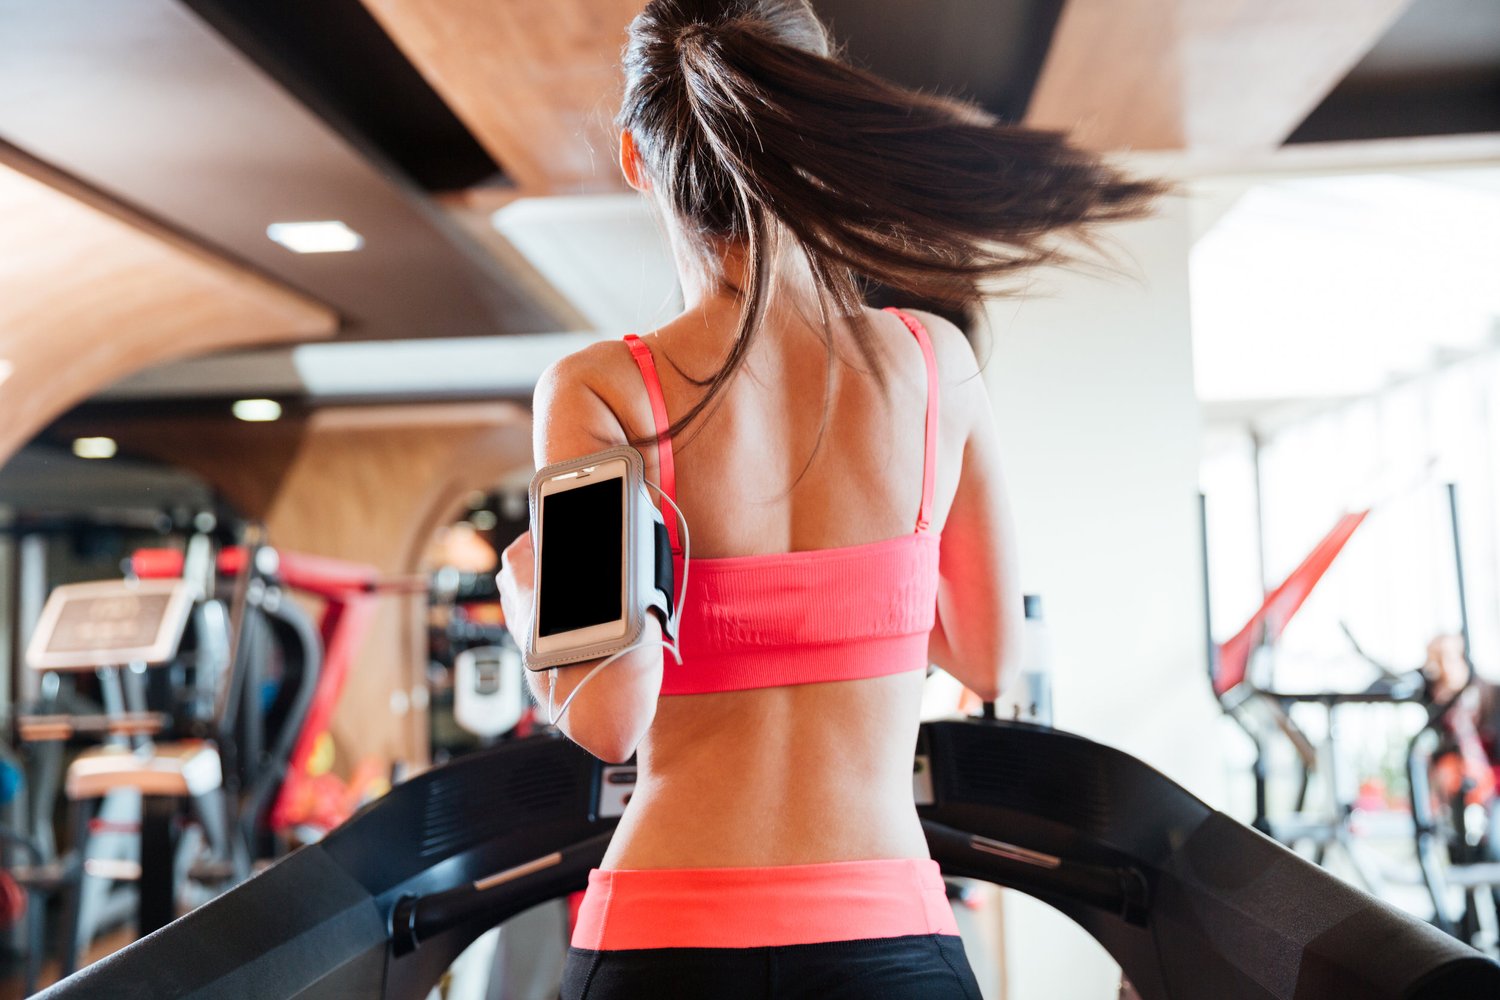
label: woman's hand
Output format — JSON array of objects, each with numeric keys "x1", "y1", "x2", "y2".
[{"x1": 496, "y1": 531, "x2": 535, "y2": 654}]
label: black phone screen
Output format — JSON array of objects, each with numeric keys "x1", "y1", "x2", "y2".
[{"x1": 538, "y1": 477, "x2": 624, "y2": 637}]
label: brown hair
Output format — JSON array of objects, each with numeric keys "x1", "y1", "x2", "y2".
[{"x1": 618, "y1": 0, "x2": 1164, "y2": 444}]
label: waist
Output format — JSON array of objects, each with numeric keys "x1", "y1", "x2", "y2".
[{"x1": 571, "y1": 858, "x2": 957, "y2": 950}]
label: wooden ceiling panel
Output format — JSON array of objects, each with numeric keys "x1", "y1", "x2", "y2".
[
  {"x1": 0, "y1": 145, "x2": 336, "y2": 465},
  {"x1": 360, "y1": 0, "x2": 646, "y2": 194},
  {"x1": 1027, "y1": 0, "x2": 1415, "y2": 153},
  {"x1": 0, "y1": 0, "x2": 572, "y2": 344}
]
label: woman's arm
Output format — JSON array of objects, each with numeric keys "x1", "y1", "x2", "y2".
[
  {"x1": 496, "y1": 346, "x2": 664, "y2": 763},
  {"x1": 911, "y1": 312, "x2": 1024, "y2": 702}
]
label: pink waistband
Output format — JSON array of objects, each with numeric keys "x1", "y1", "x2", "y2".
[{"x1": 571, "y1": 859, "x2": 958, "y2": 951}]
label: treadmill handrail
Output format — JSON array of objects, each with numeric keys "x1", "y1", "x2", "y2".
[
  {"x1": 390, "y1": 833, "x2": 612, "y2": 956},
  {"x1": 922, "y1": 819, "x2": 1150, "y2": 926}
]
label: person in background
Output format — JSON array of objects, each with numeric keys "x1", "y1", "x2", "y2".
[{"x1": 1422, "y1": 633, "x2": 1500, "y2": 910}]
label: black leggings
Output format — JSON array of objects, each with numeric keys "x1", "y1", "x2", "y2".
[{"x1": 562, "y1": 933, "x2": 983, "y2": 999}]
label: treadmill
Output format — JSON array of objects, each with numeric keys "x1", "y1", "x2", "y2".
[{"x1": 38, "y1": 719, "x2": 1500, "y2": 999}]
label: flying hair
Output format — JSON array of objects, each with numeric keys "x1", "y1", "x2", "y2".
[{"x1": 617, "y1": 0, "x2": 1166, "y2": 447}]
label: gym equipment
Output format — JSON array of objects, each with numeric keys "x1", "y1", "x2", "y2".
[
  {"x1": 429, "y1": 570, "x2": 537, "y2": 756},
  {"x1": 1410, "y1": 716, "x2": 1500, "y2": 953},
  {"x1": 19, "y1": 576, "x2": 235, "y2": 979},
  {"x1": 452, "y1": 646, "x2": 526, "y2": 741},
  {"x1": 134, "y1": 543, "x2": 395, "y2": 843},
  {"x1": 0, "y1": 743, "x2": 62, "y2": 996},
  {"x1": 38, "y1": 718, "x2": 1500, "y2": 999},
  {"x1": 1201, "y1": 486, "x2": 1474, "y2": 891},
  {"x1": 1406, "y1": 486, "x2": 1500, "y2": 954},
  {"x1": 8, "y1": 537, "x2": 329, "y2": 985},
  {"x1": 1203, "y1": 496, "x2": 1402, "y2": 854}
]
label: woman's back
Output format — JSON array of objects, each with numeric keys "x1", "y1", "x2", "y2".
[
  {"x1": 611, "y1": 301, "x2": 950, "y2": 558},
  {"x1": 576, "y1": 299, "x2": 976, "y2": 868},
  {"x1": 528, "y1": 295, "x2": 984, "y2": 869}
]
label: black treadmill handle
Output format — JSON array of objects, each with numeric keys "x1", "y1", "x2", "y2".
[
  {"x1": 391, "y1": 833, "x2": 612, "y2": 955},
  {"x1": 921, "y1": 820, "x2": 1150, "y2": 926}
]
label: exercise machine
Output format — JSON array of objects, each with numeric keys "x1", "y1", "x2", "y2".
[
  {"x1": 1406, "y1": 486, "x2": 1500, "y2": 954},
  {"x1": 1201, "y1": 485, "x2": 1477, "y2": 895},
  {"x1": 37, "y1": 717, "x2": 1500, "y2": 999},
  {"x1": 8, "y1": 536, "x2": 329, "y2": 985},
  {"x1": 19, "y1": 574, "x2": 234, "y2": 985}
]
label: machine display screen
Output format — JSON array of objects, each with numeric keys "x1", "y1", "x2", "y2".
[
  {"x1": 538, "y1": 478, "x2": 624, "y2": 637},
  {"x1": 26, "y1": 579, "x2": 196, "y2": 672},
  {"x1": 48, "y1": 592, "x2": 175, "y2": 654}
]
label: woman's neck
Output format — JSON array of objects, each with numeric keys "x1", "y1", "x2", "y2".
[{"x1": 672, "y1": 234, "x2": 826, "y2": 321}]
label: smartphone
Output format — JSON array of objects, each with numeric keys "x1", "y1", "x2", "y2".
[{"x1": 532, "y1": 455, "x2": 631, "y2": 657}]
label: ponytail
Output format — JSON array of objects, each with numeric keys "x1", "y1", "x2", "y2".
[{"x1": 620, "y1": 0, "x2": 1163, "y2": 445}]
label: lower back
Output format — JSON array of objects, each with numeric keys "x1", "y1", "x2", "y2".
[{"x1": 600, "y1": 670, "x2": 931, "y2": 869}]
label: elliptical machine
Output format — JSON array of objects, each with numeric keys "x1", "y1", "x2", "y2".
[{"x1": 10, "y1": 529, "x2": 323, "y2": 985}]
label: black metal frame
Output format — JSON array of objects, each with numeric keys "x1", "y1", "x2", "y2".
[{"x1": 36, "y1": 718, "x2": 1500, "y2": 1000}]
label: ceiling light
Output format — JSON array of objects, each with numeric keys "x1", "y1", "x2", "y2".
[
  {"x1": 0, "y1": 359, "x2": 13, "y2": 387},
  {"x1": 232, "y1": 398, "x2": 283, "y2": 422},
  {"x1": 72, "y1": 437, "x2": 117, "y2": 460},
  {"x1": 266, "y1": 220, "x2": 364, "y2": 254}
]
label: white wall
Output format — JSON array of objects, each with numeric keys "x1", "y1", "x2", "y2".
[{"x1": 982, "y1": 199, "x2": 1222, "y2": 999}]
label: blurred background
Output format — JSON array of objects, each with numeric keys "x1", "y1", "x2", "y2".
[{"x1": 0, "y1": 1, "x2": 1498, "y2": 997}]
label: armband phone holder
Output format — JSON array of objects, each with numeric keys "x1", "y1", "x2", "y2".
[{"x1": 525, "y1": 446, "x2": 676, "y2": 672}]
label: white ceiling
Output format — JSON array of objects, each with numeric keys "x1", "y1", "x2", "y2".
[{"x1": 491, "y1": 194, "x2": 682, "y2": 336}]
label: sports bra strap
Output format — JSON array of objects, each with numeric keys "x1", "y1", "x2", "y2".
[
  {"x1": 883, "y1": 308, "x2": 939, "y2": 533},
  {"x1": 623, "y1": 334, "x2": 681, "y2": 554}
]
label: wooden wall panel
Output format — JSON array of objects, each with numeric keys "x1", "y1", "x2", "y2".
[
  {"x1": 62, "y1": 415, "x2": 310, "y2": 521},
  {"x1": 0, "y1": 145, "x2": 336, "y2": 466},
  {"x1": 259, "y1": 404, "x2": 532, "y2": 770}
]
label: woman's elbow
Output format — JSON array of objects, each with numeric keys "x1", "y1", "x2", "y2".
[
  {"x1": 966, "y1": 680, "x2": 1002, "y2": 704},
  {"x1": 995, "y1": 628, "x2": 1024, "y2": 698},
  {"x1": 963, "y1": 633, "x2": 1023, "y2": 704},
  {"x1": 565, "y1": 705, "x2": 649, "y2": 763},
  {"x1": 570, "y1": 730, "x2": 640, "y2": 765},
  {"x1": 559, "y1": 664, "x2": 659, "y2": 762}
]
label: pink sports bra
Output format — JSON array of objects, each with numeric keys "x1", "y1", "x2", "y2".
[{"x1": 624, "y1": 307, "x2": 941, "y2": 696}]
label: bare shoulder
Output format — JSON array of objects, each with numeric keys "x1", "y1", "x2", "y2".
[
  {"x1": 896, "y1": 308, "x2": 982, "y2": 383},
  {"x1": 535, "y1": 339, "x2": 634, "y2": 404},
  {"x1": 890, "y1": 308, "x2": 987, "y2": 435},
  {"x1": 532, "y1": 339, "x2": 643, "y2": 465}
]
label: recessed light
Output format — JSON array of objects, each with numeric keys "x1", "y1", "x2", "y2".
[
  {"x1": 72, "y1": 437, "x2": 117, "y2": 460},
  {"x1": 232, "y1": 398, "x2": 283, "y2": 422},
  {"x1": 266, "y1": 220, "x2": 364, "y2": 254}
]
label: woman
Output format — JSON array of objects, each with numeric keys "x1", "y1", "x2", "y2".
[{"x1": 497, "y1": 1, "x2": 1160, "y2": 995}]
